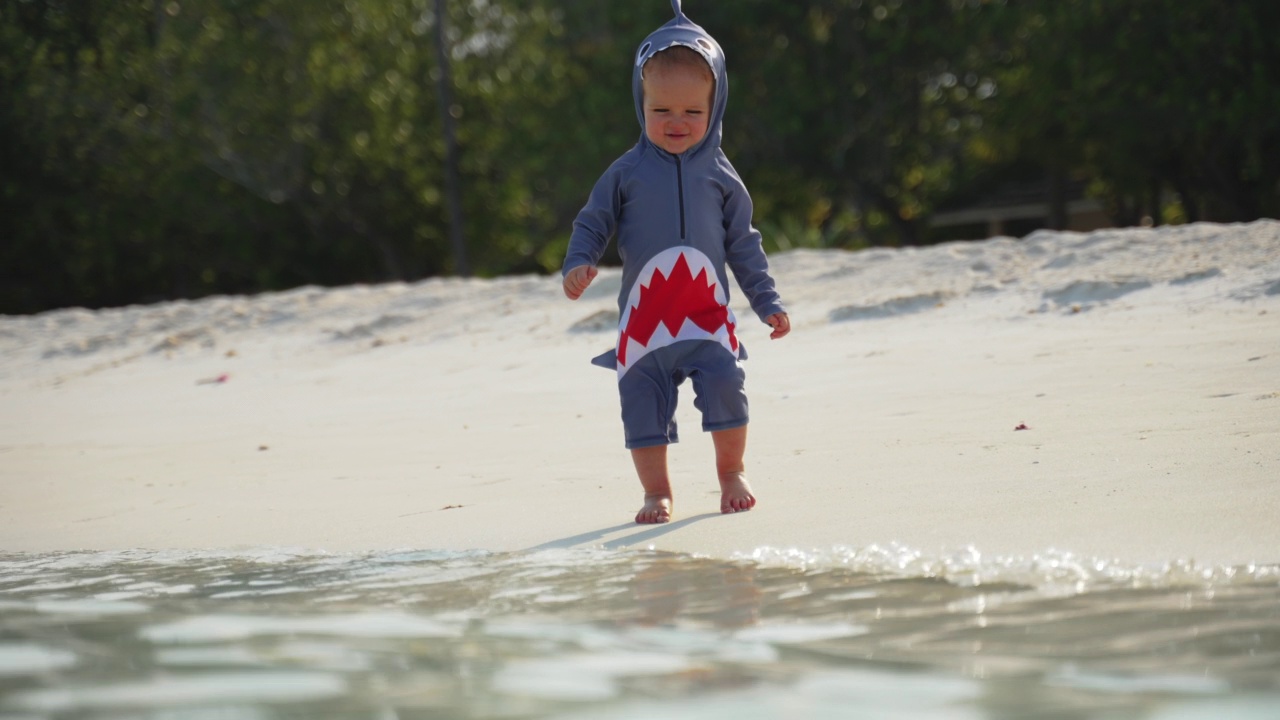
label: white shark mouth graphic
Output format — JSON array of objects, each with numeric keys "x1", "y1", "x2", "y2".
[{"x1": 614, "y1": 246, "x2": 739, "y2": 377}]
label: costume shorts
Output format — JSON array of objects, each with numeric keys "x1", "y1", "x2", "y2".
[{"x1": 617, "y1": 339, "x2": 748, "y2": 449}]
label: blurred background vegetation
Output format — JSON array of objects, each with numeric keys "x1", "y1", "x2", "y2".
[{"x1": 3, "y1": 0, "x2": 1277, "y2": 313}]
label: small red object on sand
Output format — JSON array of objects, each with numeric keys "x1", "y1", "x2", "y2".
[
  {"x1": 1014, "y1": 423, "x2": 1029, "y2": 431},
  {"x1": 196, "y1": 373, "x2": 230, "y2": 385}
]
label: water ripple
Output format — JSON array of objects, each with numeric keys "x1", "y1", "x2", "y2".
[{"x1": 0, "y1": 546, "x2": 1277, "y2": 719}]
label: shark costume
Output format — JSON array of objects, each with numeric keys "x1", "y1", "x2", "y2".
[{"x1": 563, "y1": 0, "x2": 785, "y2": 449}]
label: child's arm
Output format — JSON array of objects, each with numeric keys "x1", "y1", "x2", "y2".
[
  {"x1": 563, "y1": 265, "x2": 599, "y2": 300},
  {"x1": 717, "y1": 156, "x2": 786, "y2": 322},
  {"x1": 563, "y1": 155, "x2": 632, "y2": 296}
]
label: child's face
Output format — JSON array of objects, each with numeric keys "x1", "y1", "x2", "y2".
[{"x1": 642, "y1": 65, "x2": 712, "y2": 156}]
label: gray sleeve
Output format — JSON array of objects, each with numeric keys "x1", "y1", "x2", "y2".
[
  {"x1": 562, "y1": 162, "x2": 624, "y2": 277},
  {"x1": 720, "y1": 155, "x2": 785, "y2": 321}
]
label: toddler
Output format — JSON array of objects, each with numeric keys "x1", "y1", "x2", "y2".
[{"x1": 562, "y1": 0, "x2": 789, "y2": 524}]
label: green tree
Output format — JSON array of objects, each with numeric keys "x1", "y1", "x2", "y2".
[
  {"x1": 700, "y1": 0, "x2": 995, "y2": 247},
  {"x1": 4, "y1": 0, "x2": 1277, "y2": 314},
  {"x1": 979, "y1": 0, "x2": 1280, "y2": 224}
]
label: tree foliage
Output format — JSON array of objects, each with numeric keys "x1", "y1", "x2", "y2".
[
  {"x1": 2, "y1": 0, "x2": 1277, "y2": 313},
  {"x1": 982, "y1": 0, "x2": 1280, "y2": 224}
]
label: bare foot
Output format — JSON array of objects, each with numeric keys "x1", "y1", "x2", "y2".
[
  {"x1": 636, "y1": 493, "x2": 673, "y2": 524},
  {"x1": 719, "y1": 471, "x2": 756, "y2": 514}
]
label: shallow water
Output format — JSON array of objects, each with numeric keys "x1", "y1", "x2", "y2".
[{"x1": 1, "y1": 546, "x2": 1278, "y2": 719}]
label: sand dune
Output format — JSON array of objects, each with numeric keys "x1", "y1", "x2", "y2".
[{"x1": 2, "y1": 221, "x2": 1277, "y2": 567}]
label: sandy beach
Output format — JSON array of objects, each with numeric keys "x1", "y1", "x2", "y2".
[{"x1": 2, "y1": 221, "x2": 1277, "y2": 568}]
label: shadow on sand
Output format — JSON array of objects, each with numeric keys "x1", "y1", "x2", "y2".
[{"x1": 526, "y1": 513, "x2": 721, "y2": 552}]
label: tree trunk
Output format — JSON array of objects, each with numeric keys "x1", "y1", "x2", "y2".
[
  {"x1": 433, "y1": 0, "x2": 469, "y2": 277},
  {"x1": 1148, "y1": 178, "x2": 1162, "y2": 226},
  {"x1": 1047, "y1": 166, "x2": 1068, "y2": 230}
]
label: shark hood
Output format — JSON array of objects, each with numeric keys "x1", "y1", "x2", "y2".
[{"x1": 632, "y1": 0, "x2": 728, "y2": 159}]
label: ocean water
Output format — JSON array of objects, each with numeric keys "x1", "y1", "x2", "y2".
[{"x1": 1, "y1": 546, "x2": 1278, "y2": 719}]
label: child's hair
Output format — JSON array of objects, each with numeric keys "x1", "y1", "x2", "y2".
[{"x1": 643, "y1": 45, "x2": 713, "y2": 83}]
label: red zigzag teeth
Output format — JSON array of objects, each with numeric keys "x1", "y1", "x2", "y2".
[{"x1": 618, "y1": 253, "x2": 737, "y2": 366}]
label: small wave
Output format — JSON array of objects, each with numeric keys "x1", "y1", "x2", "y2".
[
  {"x1": 734, "y1": 543, "x2": 1280, "y2": 593},
  {"x1": 0, "y1": 643, "x2": 78, "y2": 676},
  {"x1": 4, "y1": 544, "x2": 1276, "y2": 597},
  {"x1": 8, "y1": 672, "x2": 347, "y2": 713}
]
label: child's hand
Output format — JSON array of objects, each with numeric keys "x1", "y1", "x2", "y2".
[
  {"x1": 766, "y1": 312, "x2": 791, "y2": 339},
  {"x1": 563, "y1": 265, "x2": 598, "y2": 300}
]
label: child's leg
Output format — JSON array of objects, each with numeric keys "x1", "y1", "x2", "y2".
[
  {"x1": 631, "y1": 444, "x2": 673, "y2": 524},
  {"x1": 712, "y1": 425, "x2": 756, "y2": 513}
]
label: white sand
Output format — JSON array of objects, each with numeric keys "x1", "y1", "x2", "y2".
[{"x1": 2, "y1": 221, "x2": 1278, "y2": 567}]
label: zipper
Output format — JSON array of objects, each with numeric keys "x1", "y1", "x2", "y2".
[{"x1": 675, "y1": 155, "x2": 686, "y2": 239}]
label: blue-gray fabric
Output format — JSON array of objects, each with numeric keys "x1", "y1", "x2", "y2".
[{"x1": 618, "y1": 338, "x2": 748, "y2": 449}]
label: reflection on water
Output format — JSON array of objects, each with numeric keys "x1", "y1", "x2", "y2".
[{"x1": 0, "y1": 546, "x2": 1278, "y2": 719}]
